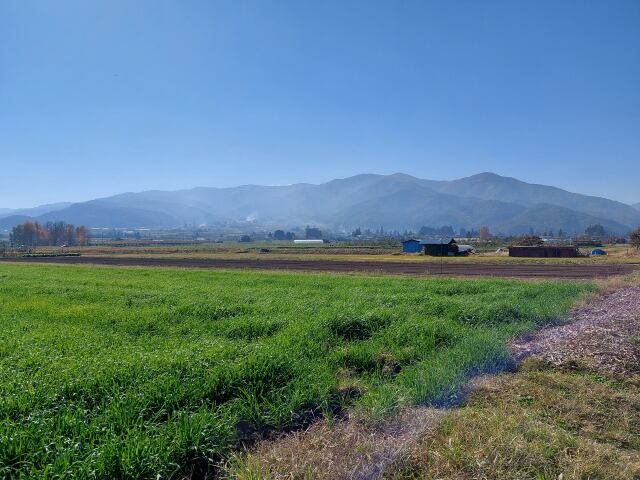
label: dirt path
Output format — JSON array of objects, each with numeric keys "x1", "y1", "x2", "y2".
[
  {"x1": 2, "y1": 255, "x2": 638, "y2": 279},
  {"x1": 512, "y1": 285, "x2": 640, "y2": 374}
]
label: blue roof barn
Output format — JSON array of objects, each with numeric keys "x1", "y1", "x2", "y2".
[
  {"x1": 402, "y1": 237, "x2": 459, "y2": 256},
  {"x1": 402, "y1": 239, "x2": 422, "y2": 254}
]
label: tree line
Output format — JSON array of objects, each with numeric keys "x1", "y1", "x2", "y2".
[
  {"x1": 10, "y1": 221, "x2": 89, "y2": 248},
  {"x1": 632, "y1": 227, "x2": 640, "y2": 250}
]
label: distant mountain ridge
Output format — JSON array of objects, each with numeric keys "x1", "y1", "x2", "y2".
[
  {"x1": 0, "y1": 202, "x2": 73, "y2": 219},
  {"x1": 1, "y1": 173, "x2": 639, "y2": 235}
]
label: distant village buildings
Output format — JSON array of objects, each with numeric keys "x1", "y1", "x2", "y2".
[{"x1": 402, "y1": 238, "x2": 473, "y2": 256}]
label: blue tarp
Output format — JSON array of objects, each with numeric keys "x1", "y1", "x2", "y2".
[{"x1": 590, "y1": 249, "x2": 607, "y2": 256}]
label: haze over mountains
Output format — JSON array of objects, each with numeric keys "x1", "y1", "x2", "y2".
[
  {"x1": 1, "y1": 173, "x2": 639, "y2": 235},
  {"x1": 0, "y1": 202, "x2": 73, "y2": 218}
]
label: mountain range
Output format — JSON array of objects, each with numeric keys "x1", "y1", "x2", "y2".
[{"x1": 1, "y1": 173, "x2": 639, "y2": 235}]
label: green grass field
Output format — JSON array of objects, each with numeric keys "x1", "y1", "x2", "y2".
[{"x1": 0, "y1": 264, "x2": 592, "y2": 478}]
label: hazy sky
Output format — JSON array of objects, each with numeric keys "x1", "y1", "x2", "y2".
[{"x1": 1, "y1": 0, "x2": 639, "y2": 208}]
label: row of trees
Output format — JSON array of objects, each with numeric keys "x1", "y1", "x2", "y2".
[
  {"x1": 244, "y1": 227, "x2": 322, "y2": 243},
  {"x1": 584, "y1": 224, "x2": 607, "y2": 238},
  {"x1": 415, "y1": 225, "x2": 493, "y2": 240},
  {"x1": 511, "y1": 228, "x2": 640, "y2": 248},
  {"x1": 416, "y1": 224, "x2": 628, "y2": 241},
  {"x1": 419, "y1": 225, "x2": 455, "y2": 236},
  {"x1": 9, "y1": 221, "x2": 89, "y2": 248},
  {"x1": 272, "y1": 230, "x2": 296, "y2": 241}
]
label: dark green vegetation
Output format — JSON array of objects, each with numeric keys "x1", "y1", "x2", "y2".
[
  {"x1": 0, "y1": 264, "x2": 591, "y2": 478},
  {"x1": 386, "y1": 360, "x2": 640, "y2": 479}
]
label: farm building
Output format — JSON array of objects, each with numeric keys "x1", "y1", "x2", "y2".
[
  {"x1": 421, "y1": 238, "x2": 458, "y2": 256},
  {"x1": 403, "y1": 238, "x2": 459, "y2": 256},
  {"x1": 509, "y1": 246, "x2": 578, "y2": 258},
  {"x1": 402, "y1": 239, "x2": 422, "y2": 254}
]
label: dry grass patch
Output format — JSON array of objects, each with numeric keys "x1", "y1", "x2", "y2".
[
  {"x1": 512, "y1": 284, "x2": 640, "y2": 375},
  {"x1": 224, "y1": 407, "x2": 443, "y2": 480},
  {"x1": 385, "y1": 360, "x2": 640, "y2": 480}
]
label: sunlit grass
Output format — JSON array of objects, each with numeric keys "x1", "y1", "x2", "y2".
[
  {"x1": 385, "y1": 360, "x2": 640, "y2": 479},
  {"x1": 0, "y1": 264, "x2": 591, "y2": 478}
]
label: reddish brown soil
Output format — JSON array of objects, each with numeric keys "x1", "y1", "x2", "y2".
[{"x1": 1, "y1": 255, "x2": 638, "y2": 278}]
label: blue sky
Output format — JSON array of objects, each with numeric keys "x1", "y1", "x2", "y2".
[{"x1": 1, "y1": 0, "x2": 639, "y2": 208}]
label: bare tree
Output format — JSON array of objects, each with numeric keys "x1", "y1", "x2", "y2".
[{"x1": 631, "y1": 227, "x2": 640, "y2": 251}]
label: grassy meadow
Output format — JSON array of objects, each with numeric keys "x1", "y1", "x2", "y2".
[{"x1": 0, "y1": 264, "x2": 592, "y2": 478}]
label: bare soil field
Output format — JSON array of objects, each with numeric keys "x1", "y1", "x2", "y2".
[{"x1": 2, "y1": 255, "x2": 639, "y2": 278}]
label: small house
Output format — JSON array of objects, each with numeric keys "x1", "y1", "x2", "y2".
[
  {"x1": 402, "y1": 239, "x2": 422, "y2": 254},
  {"x1": 420, "y1": 238, "x2": 458, "y2": 256}
]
